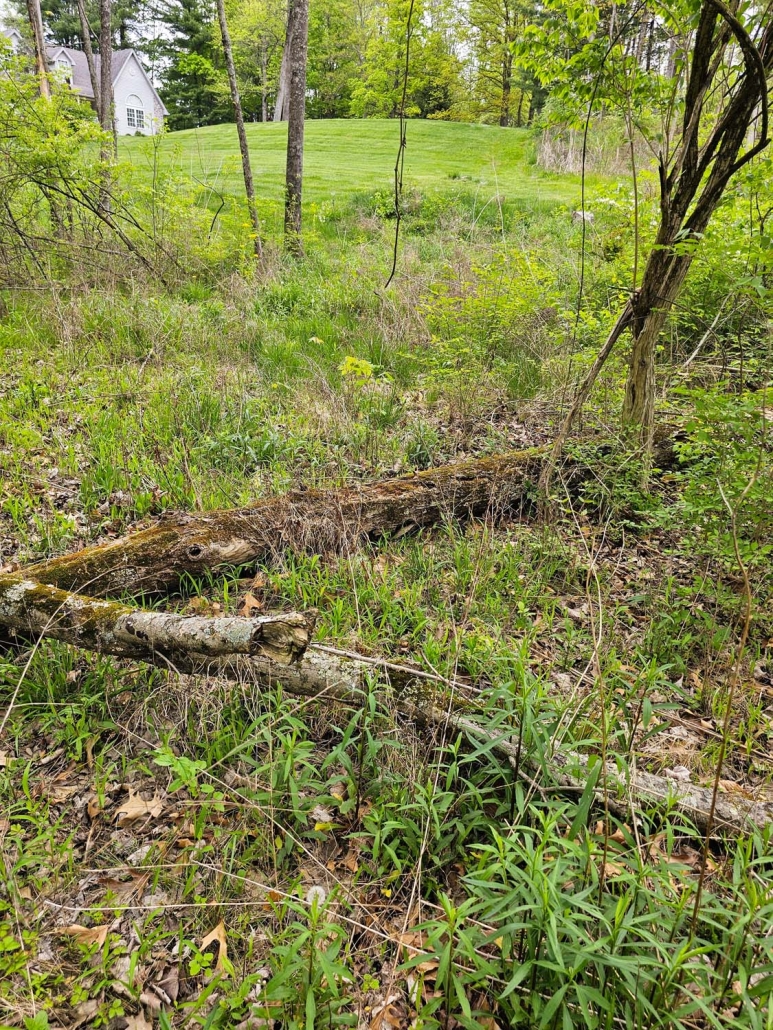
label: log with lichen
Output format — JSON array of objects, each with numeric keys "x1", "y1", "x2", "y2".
[
  {"x1": 26, "y1": 446, "x2": 547, "y2": 597},
  {"x1": 0, "y1": 572, "x2": 311, "y2": 671}
]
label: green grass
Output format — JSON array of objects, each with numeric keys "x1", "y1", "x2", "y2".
[{"x1": 120, "y1": 119, "x2": 585, "y2": 212}]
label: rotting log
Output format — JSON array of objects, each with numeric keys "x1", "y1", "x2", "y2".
[
  {"x1": 223, "y1": 651, "x2": 773, "y2": 835},
  {"x1": 0, "y1": 573, "x2": 311, "y2": 671},
  {"x1": 27, "y1": 447, "x2": 547, "y2": 597}
]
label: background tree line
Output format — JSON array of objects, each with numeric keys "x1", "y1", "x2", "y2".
[{"x1": 7, "y1": 0, "x2": 558, "y2": 130}]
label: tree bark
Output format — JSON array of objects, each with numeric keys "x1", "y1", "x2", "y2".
[
  {"x1": 26, "y1": 0, "x2": 50, "y2": 100},
  {"x1": 283, "y1": 0, "x2": 308, "y2": 254},
  {"x1": 76, "y1": 0, "x2": 100, "y2": 114},
  {"x1": 215, "y1": 0, "x2": 263, "y2": 260},
  {"x1": 98, "y1": 0, "x2": 116, "y2": 155},
  {"x1": 261, "y1": 45, "x2": 268, "y2": 123},
  {"x1": 273, "y1": 16, "x2": 293, "y2": 122},
  {"x1": 0, "y1": 572, "x2": 312, "y2": 670},
  {"x1": 27, "y1": 446, "x2": 545, "y2": 598}
]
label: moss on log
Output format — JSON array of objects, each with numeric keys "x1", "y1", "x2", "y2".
[
  {"x1": 0, "y1": 573, "x2": 311, "y2": 669},
  {"x1": 28, "y1": 446, "x2": 546, "y2": 597}
]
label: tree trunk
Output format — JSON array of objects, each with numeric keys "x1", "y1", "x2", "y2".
[
  {"x1": 0, "y1": 572, "x2": 312, "y2": 670},
  {"x1": 98, "y1": 0, "x2": 113, "y2": 135},
  {"x1": 26, "y1": 0, "x2": 50, "y2": 100},
  {"x1": 621, "y1": 268, "x2": 691, "y2": 441},
  {"x1": 261, "y1": 45, "x2": 268, "y2": 123},
  {"x1": 76, "y1": 0, "x2": 100, "y2": 113},
  {"x1": 27, "y1": 447, "x2": 545, "y2": 598},
  {"x1": 97, "y1": 0, "x2": 117, "y2": 168},
  {"x1": 273, "y1": 18, "x2": 293, "y2": 122},
  {"x1": 499, "y1": 49, "x2": 512, "y2": 127},
  {"x1": 284, "y1": 0, "x2": 308, "y2": 254},
  {"x1": 215, "y1": 0, "x2": 263, "y2": 260}
]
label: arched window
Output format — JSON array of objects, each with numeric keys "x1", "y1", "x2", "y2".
[{"x1": 126, "y1": 94, "x2": 145, "y2": 130}]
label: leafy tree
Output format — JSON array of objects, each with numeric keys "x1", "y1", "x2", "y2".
[
  {"x1": 10, "y1": 0, "x2": 146, "y2": 48},
  {"x1": 348, "y1": 0, "x2": 463, "y2": 119},
  {"x1": 228, "y1": 0, "x2": 285, "y2": 120},
  {"x1": 157, "y1": 0, "x2": 230, "y2": 129},
  {"x1": 532, "y1": 0, "x2": 773, "y2": 483}
]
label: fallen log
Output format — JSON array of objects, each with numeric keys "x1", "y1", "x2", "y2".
[
  {"x1": 0, "y1": 572, "x2": 311, "y2": 671},
  {"x1": 27, "y1": 447, "x2": 546, "y2": 597},
  {"x1": 223, "y1": 649, "x2": 773, "y2": 835}
]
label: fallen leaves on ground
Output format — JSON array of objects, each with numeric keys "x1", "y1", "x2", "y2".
[
  {"x1": 60, "y1": 923, "x2": 109, "y2": 947},
  {"x1": 201, "y1": 920, "x2": 229, "y2": 974},
  {"x1": 115, "y1": 790, "x2": 165, "y2": 827}
]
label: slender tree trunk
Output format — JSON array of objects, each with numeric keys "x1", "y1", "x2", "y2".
[
  {"x1": 515, "y1": 90, "x2": 524, "y2": 128},
  {"x1": 499, "y1": 48, "x2": 512, "y2": 127},
  {"x1": 273, "y1": 18, "x2": 293, "y2": 122},
  {"x1": 26, "y1": 0, "x2": 50, "y2": 99},
  {"x1": 284, "y1": 0, "x2": 308, "y2": 255},
  {"x1": 215, "y1": 0, "x2": 263, "y2": 260},
  {"x1": 261, "y1": 44, "x2": 268, "y2": 122},
  {"x1": 98, "y1": 0, "x2": 116, "y2": 154},
  {"x1": 76, "y1": 0, "x2": 100, "y2": 112},
  {"x1": 622, "y1": 258, "x2": 692, "y2": 441}
]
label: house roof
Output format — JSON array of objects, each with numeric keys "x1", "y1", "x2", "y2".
[
  {"x1": 2, "y1": 29, "x2": 167, "y2": 118},
  {"x1": 46, "y1": 46, "x2": 132, "y2": 100}
]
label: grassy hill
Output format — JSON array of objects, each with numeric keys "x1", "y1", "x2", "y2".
[{"x1": 119, "y1": 118, "x2": 584, "y2": 215}]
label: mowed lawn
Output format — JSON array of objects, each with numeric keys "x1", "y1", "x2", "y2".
[{"x1": 119, "y1": 119, "x2": 583, "y2": 216}]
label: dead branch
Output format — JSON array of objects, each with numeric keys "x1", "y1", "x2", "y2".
[
  {"x1": 187, "y1": 653, "x2": 773, "y2": 835},
  {"x1": 0, "y1": 572, "x2": 312, "y2": 671}
]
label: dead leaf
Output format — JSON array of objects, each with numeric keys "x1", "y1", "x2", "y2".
[
  {"x1": 239, "y1": 591, "x2": 263, "y2": 615},
  {"x1": 603, "y1": 860, "x2": 626, "y2": 878},
  {"x1": 0, "y1": 751, "x2": 8, "y2": 768},
  {"x1": 201, "y1": 920, "x2": 228, "y2": 973},
  {"x1": 70, "y1": 999, "x2": 100, "y2": 1029},
  {"x1": 370, "y1": 994, "x2": 408, "y2": 1030},
  {"x1": 153, "y1": 965, "x2": 180, "y2": 1003},
  {"x1": 60, "y1": 924, "x2": 109, "y2": 947},
  {"x1": 48, "y1": 783, "x2": 79, "y2": 803},
  {"x1": 87, "y1": 795, "x2": 105, "y2": 820},
  {"x1": 123, "y1": 1015, "x2": 152, "y2": 1030},
  {"x1": 115, "y1": 790, "x2": 164, "y2": 827}
]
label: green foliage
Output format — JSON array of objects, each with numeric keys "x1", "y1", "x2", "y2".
[{"x1": 673, "y1": 387, "x2": 773, "y2": 571}]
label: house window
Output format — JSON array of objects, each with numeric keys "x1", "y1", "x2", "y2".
[{"x1": 126, "y1": 95, "x2": 145, "y2": 129}]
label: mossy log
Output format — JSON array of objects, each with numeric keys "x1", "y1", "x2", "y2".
[
  {"x1": 27, "y1": 447, "x2": 546, "y2": 597},
  {"x1": 0, "y1": 572, "x2": 311, "y2": 671}
]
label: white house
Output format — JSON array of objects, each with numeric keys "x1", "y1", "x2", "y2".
[{"x1": 2, "y1": 27, "x2": 167, "y2": 135}]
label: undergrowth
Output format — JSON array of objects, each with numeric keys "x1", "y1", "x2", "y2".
[{"x1": 1, "y1": 134, "x2": 773, "y2": 1028}]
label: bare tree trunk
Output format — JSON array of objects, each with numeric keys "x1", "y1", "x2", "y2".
[
  {"x1": 26, "y1": 0, "x2": 50, "y2": 99},
  {"x1": 76, "y1": 0, "x2": 100, "y2": 111},
  {"x1": 284, "y1": 0, "x2": 308, "y2": 255},
  {"x1": 215, "y1": 0, "x2": 263, "y2": 260},
  {"x1": 273, "y1": 18, "x2": 293, "y2": 122},
  {"x1": 98, "y1": 0, "x2": 115, "y2": 149},
  {"x1": 621, "y1": 259, "x2": 692, "y2": 440},
  {"x1": 499, "y1": 49, "x2": 512, "y2": 127},
  {"x1": 261, "y1": 44, "x2": 268, "y2": 122}
]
